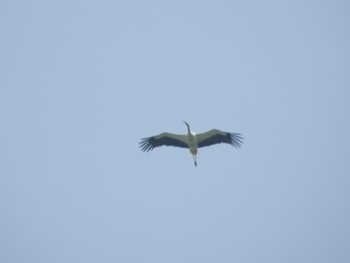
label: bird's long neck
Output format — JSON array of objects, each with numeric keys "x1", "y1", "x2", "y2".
[{"x1": 186, "y1": 125, "x2": 191, "y2": 134}]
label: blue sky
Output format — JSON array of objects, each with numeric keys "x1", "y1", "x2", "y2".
[{"x1": 1, "y1": 1, "x2": 350, "y2": 262}]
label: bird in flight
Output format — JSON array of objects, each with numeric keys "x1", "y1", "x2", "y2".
[{"x1": 139, "y1": 121, "x2": 243, "y2": 167}]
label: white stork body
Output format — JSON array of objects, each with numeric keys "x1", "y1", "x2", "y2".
[
  {"x1": 139, "y1": 121, "x2": 243, "y2": 167},
  {"x1": 185, "y1": 124, "x2": 198, "y2": 166}
]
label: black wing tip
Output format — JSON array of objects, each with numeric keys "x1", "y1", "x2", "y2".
[
  {"x1": 139, "y1": 137, "x2": 154, "y2": 152},
  {"x1": 229, "y1": 133, "x2": 244, "y2": 148}
]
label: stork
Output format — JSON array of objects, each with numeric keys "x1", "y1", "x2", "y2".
[{"x1": 139, "y1": 121, "x2": 243, "y2": 167}]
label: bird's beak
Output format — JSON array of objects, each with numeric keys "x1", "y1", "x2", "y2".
[{"x1": 183, "y1": 120, "x2": 189, "y2": 127}]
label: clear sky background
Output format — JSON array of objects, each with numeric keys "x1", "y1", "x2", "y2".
[{"x1": 1, "y1": 1, "x2": 350, "y2": 262}]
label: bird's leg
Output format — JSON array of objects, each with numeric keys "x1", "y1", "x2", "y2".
[{"x1": 192, "y1": 154, "x2": 197, "y2": 167}]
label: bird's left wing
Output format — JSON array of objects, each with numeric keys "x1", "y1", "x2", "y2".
[
  {"x1": 139, "y1": 132, "x2": 188, "y2": 152},
  {"x1": 197, "y1": 129, "x2": 243, "y2": 148}
]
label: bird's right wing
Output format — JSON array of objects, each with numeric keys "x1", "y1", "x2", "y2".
[
  {"x1": 197, "y1": 129, "x2": 243, "y2": 148},
  {"x1": 139, "y1": 132, "x2": 188, "y2": 152}
]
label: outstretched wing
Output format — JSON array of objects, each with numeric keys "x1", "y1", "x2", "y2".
[
  {"x1": 139, "y1": 132, "x2": 188, "y2": 152},
  {"x1": 197, "y1": 129, "x2": 243, "y2": 148}
]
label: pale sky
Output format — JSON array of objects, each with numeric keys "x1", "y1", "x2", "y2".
[{"x1": 1, "y1": 1, "x2": 350, "y2": 262}]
